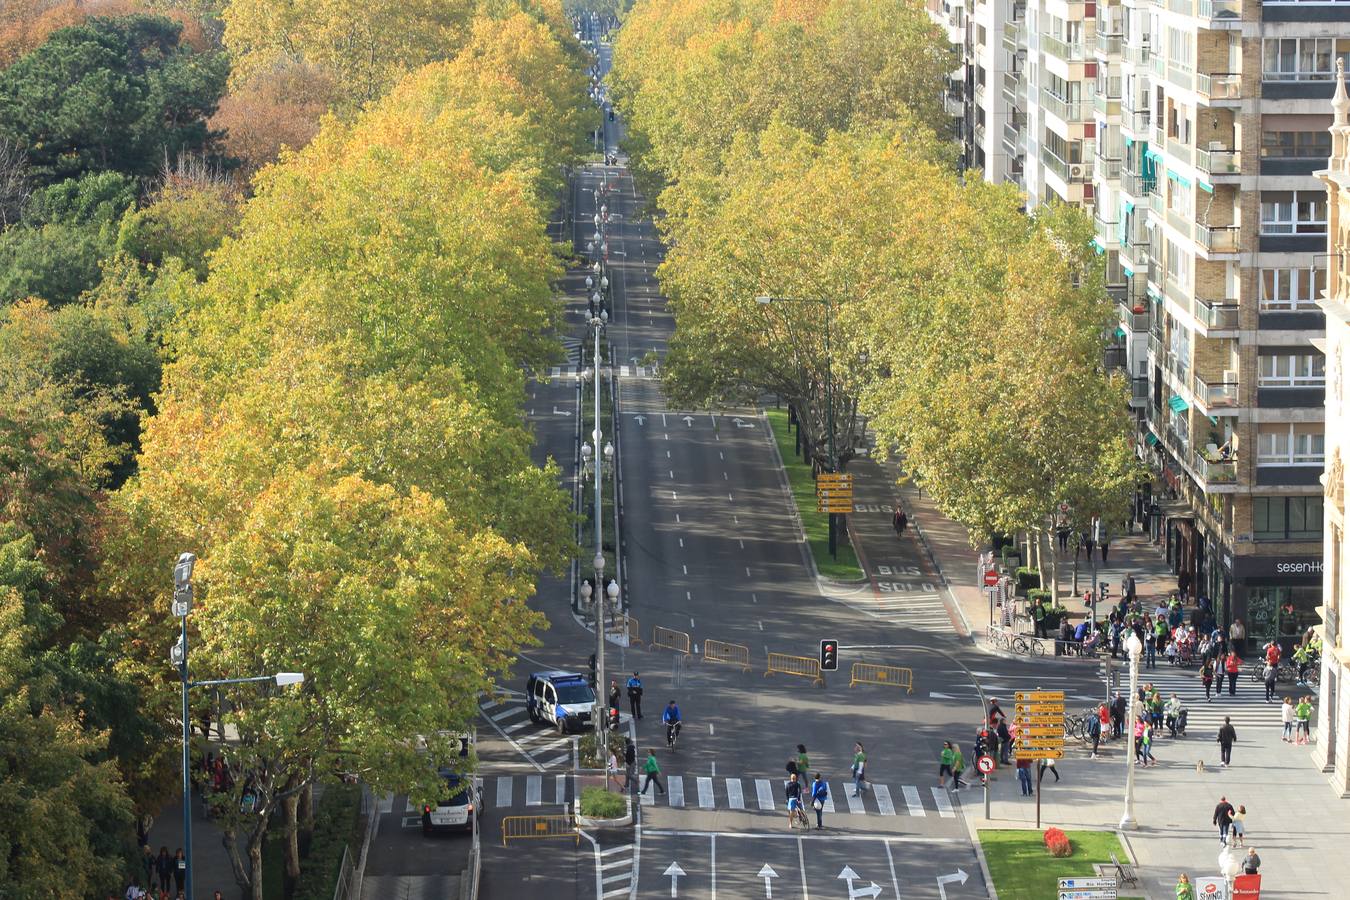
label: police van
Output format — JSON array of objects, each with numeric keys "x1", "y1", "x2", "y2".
[{"x1": 526, "y1": 671, "x2": 596, "y2": 734}]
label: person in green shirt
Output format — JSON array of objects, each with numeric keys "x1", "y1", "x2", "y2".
[
  {"x1": 851, "y1": 742, "x2": 868, "y2": 797},
  {"x1": 1175, "y1": 873, "x2": 1195, "y2": 900},
  {"x1": 938, "y1": 741, "x2": 957, "y2": 789},
  {"x1": 640, "y1": 749, "x2": 665, "y2": 795},
  {"x1": 796, "y1": 744, "x2": 810, "y2": 777},
  {"x1": 951, "y1": 743, "x2": 967, "y2": 790},
  {"x1": 1295, "y1": 696, "x2": 1313, "y2": 745}
]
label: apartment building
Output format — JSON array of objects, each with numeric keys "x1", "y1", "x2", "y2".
[
  {"x1": 936, "y1": 0, "x2": 1341, "y2": 646},
  {"x1": 1317, "y1": 62, "x2": 1350, "y2": 795},
  {"x1": 930, "y1": 0, "x2": 1016, "y2": 181}
]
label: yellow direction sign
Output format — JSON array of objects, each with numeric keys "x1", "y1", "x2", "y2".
[
  {"x1": 1016, "y1": 726, "x2": 1064, "y2": 737},
  {"x1": 1016, "y1": 691, "x2": 1065, "y2": 702},
  {"x1": 1016, "y1": 702, "x2": 1064, "y2": 714},
  {"x1": 1015, "y1": 748, "x2": 1064, "y2": 760},
  {"x1": 816, "y1": 473, "x2": 853, "y2": 484}
]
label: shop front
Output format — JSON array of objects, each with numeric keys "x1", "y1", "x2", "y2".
[{"x1": 1230, "y1": 555, "x2": 1324, "y2": 654}]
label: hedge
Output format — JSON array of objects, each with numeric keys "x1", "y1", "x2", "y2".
[
  {"x1": 291, "y1": 783, "x2": 362, "y2": 900},
  {"x1": 1014, "y1": 567, "x2": 1041, "y2": 592}
]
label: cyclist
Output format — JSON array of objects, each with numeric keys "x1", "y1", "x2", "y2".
[
  {"x1": 784, "y1": 773, "x2": 806, "y2": 828},
  {"x1": 663, "y1": 700, "x2": 682, "y2": 748}
]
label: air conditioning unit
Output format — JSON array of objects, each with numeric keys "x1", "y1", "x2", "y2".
[
  {"x1": 1222, "y1": 369, "x2": 1238, "y2": 384},
  {"x1": 1069, "y1": 163, "x2": 1087, "y2": 180}
]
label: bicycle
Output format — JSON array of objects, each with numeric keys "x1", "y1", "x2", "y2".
[
  {"x1": 1010, "y1": 634, "x2": 1047, "y2": 657},
  {"x1": 787, "y1": 796, "x2": 809, "y2": 829},
  {"x1": 666, "y1": 720, "x2": 682, "y2": 750}
]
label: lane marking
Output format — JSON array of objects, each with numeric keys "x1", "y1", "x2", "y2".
[
  {"x1": 821, "y1": 783, "x2": 835, "y2": 813},
  {"x1": 526, "y1": 775, "x2": 542, "y2": 806},
  {"x1": 902, "y1": 785, "x2": 925, "y2": 816},
  {"x1": 931, "y1": 786, "x2": 956, "y2": 818},
  {"x1": 497, "y1": 776, "x2": 513, "y2": 807},
  {"x1": 755, "y1": 779, "x2": 775, "y2": 810},
  {"x1": 668, "y1": 776, "x2": 685, "y2": 807},
  {"x1": 874, "y1": 784, "x2": 896, "y2": 816},
  {"x1": 556, "y1": 774, "x2": 568, "y2": 805},
  {"x1": 697, "y1": 777, "x2": 714, "y2": 808},
  {"x1": 726, "y1": 779, "x2": 744, "y2": 810},
  {"x1": 843, "y1": 787, "x2": 864, "y2": 815}
]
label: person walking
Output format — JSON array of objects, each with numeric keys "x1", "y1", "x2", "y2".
[
  {"x1": 892, "y1": 506, "x2": 908, "y2": 537},
  {"x1": 1038, "y1": 758, "x2": 1060, "y2": 783},
  {"x1": 172, "y1": 850, "x2": 186, "y2": 895},
  {"x1": 951, "y1": 743, "x2": 967, "y2": 790},
  {"x1": 938, "y1": 741, "x2": 957, "y2": 788},
  {"x1": 1088, "y1": 707, "x2": 1103, "y2": 758},
  {"x1": 626, "y1": 672, "x2": 644, "y2": 720},
  {"x1": 996, "y1": 718, "x2": 1012, "y2": 765},
  {"x1": 141, "y1": 845, "x2": 155, "y2": 892},
  {"x1": 155, "y1": 848, "x2": 172, "y2": 895},
  {"x1": 640, "y1": 749, "x2": 665, "y2": 795},
  {"x1": 1124, "y1": 573, "x2": 1137, "y2": 606},
  {"x1": 1224, "y1": 650, "x2": 1243, "y2": 696},
  {"x1": 1230, "y1": 618, "x2": 1246, "y2": 655},
  {"x1": 795, "y1": 744, "x2": 811, "y2": 777},
  {"x1": 851, "y1": 742, "x2": 869, "y2": 796},
  {"x1": 1213, "y1": 796, "x2": 1235, "y2": 845},
  {"x1": 1140, "y1": 720, "x2": 1156, "y2": 767},
  {"x1": 1217, "y1": 716, "x2": 1237, "y2": 767},
  {"x1": 1200, "y1": 657, "x2": 1215, "y2": 701},
  {"x1": 623, "y1": 737, "x2": 637, "y2": 792},
  {"x1": 1243, "y1": 848, "x2": 1261, "y2": 875},
  {"x1": 1295, "y1": 695, "x2": 1313, "y2": 744},
  {"x1": 1231, "y1": 805, "x2": 1247, "y2": 848},
  {"x1": 1263, "y1": 661, "x2": 1279, "y2": 703},
  {"x1": 608, "y1": 679, "x2": 621, "y2": 719},
  {"x1": 810, "y1": 773, "x2": 829, "y2": 829},
  {"x1": 1015, "y1": 757, "x2": 1033, "y2": 796},
  {"x1": 1111, "y1": 692, "x2": 1126, "y2": 738},
  {"x1": 784, "y1": 773, "x2": 805, "y2": 828},
  {"x1": 1281, "y1": 696, "x2": 1296, "y2": 741},
  {"x1": 607, "y1": 746, "x2": 625, "y2": 791},
  {"x1": 1175, "y1": 874, "x2": 1195, "y2": 900}
]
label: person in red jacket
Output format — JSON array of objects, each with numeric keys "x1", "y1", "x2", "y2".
[{"x1": 1224, "y1": 650, "x2": 1243, "y2": 696}]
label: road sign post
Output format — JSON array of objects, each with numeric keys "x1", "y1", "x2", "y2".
[
  {"x1": 1015, "y1": 690, "x2": 1065, "y2": 829},
  {"x1": 1057, "y1": 876, "x2": 1118, "y2": 900}
]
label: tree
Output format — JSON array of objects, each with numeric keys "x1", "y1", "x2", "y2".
[
  {"x1": 116, "y1": 160, "x2": 242, "y2": 278},
  {"x1": 0, "y1": 14, "x2": 229, "y2": 183},
  {"x1": 208, "y1": 60, "x2": 336, "y2": 173}
]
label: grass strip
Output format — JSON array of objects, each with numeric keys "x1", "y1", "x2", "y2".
[
  {"x1": 978, "y1": 829, "x2": 1144, "y2": 900},
  {"x1": 765, "y1": 408, "x2": 862, "y2": 581}
]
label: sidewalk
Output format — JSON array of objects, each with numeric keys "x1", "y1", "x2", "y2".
[
  {"x1": 846, "y1": 457, "x2": 1350, "y2": 898},
  {"x1": 143, "y1": 789, "x2": 245, "y2": 900}
]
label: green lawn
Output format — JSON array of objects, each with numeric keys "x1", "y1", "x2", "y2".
[
  {"x1": 978, "y1": 829, "x2": 1143, "y2": 900},
  {"x1": 765, "y1": 409, "x2": 863, "y2": 581}
]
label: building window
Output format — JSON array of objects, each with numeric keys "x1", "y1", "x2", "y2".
[
  {"x1": 1254, "y1": 496, "x2": 1324, "y2": 540},
  {"x1": 1257, "y1": 351, "x2": 1326, "y2": 386},
  {"x1": 1260, "y1": 191, "x2": 1327, "y2": 235},
  {"x1": 1257, "y1": 424, "x2": 1324, "y2": 465},
  {"x1": 1246, "y1": 585, "x2": 1321, "y2": 642},
  {"x1": 1261, "y1": 131, "x2": 1332, "y2": 159},
  {"x1": 1263, "y1": 38, "x2": 1337, "y2": 81},
  {"x1": 1259, "y1": 266, "x2": 1326, "y2": 310}
]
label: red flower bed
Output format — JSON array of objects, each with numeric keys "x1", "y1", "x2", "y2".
[{"x1": 1043, "y1": 827, "x2": 1072, "y2": 857}]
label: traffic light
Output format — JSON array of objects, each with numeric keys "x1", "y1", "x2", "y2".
[
  {"x1": 819, "y1": 639, "x2": 839, "y2": 672},
  {"x1": 588, "y1": 653, "x2": 598, "y2": 687}
]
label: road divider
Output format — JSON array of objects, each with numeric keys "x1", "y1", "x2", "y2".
[
  {"x1": 500, "y1": 814, "x2": 578, "y2": 846},
  {"x1": 624, "y1": 614, "x2": 643, "y2": 646},
  {"x1": 702, "y1": 639, "x2": 751, "y2": 672},
  {"x1": 765, "y1": 651, "x2": 824, "y2": 686},
  {"x1": 652, "y1": 625, "x2": 691, "y2": 654},
  {"x1": 849, "y1": 662, "x2": 914, "y2": 693}
]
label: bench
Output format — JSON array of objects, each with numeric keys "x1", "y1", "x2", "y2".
[{"x1": 1109, "y1": 852, "x2": 1138, "y2": 888}]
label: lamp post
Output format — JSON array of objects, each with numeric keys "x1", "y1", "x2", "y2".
[
  {"x1": 1120, "y1": 631, "x2": 1143, "y2": 829},
  {"x1": 170, "y1": 552, "x2": 305, "y2": 900},
  {"x1": 754, "y1": 294, "x2": 839, "y2": 557},
  {"x1": 584, "y1": 301, "x2": 614, "y2": 765}
]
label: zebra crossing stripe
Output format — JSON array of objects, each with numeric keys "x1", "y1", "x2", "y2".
[
  {"x1": 555, "y1": 774, "x2": 568, "y2": 805},
  {"x1": 931, "y1": 786, "x2": 955, "y2": 818},
  {"x1": 502, "y1": 720, "x2": 531, "y2": 733},
  {"x1": 821, "y1": 783, "x2": 835, "y2": 813},
  {"x1": 525, "y1": 775, "x2": 541, "y2": 806},
  {"x1": 902, "y1": 785, "x2": 925, "y2": 816},
  {"x1": 755, "y1": 779, "x2": 775, "y2": 810},
  {"x1": 668, "y1": 776, "x2": 685, "y2": 808},
  {"x1": 543, "y1": 754, "x2": 572, "y2": 769},
  {"x1": 873, "y1": 784, "x2": 896, "y2": 816},
  {"x1": 496, "y1": 776, "x2": 513, "y2": 808},
  {"x1": 843, "y1": 787, "x2": 864, "y2": 815},
  {"x1": 639, "y1": 788, "x2": 654, "y2": 806},
  {"x1": 697, "y1": 777, "x2": 714, "y2": 809},
  {"x1": 725, "y1": 778, "x2": 744, "y2": 810}
]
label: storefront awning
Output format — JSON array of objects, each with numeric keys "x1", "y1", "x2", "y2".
[{"x1": 1168, "y1": 394, "x2": 1190, "y2": 413}]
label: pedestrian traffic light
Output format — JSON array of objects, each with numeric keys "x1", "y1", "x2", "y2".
[
  {"x1": 819, "y1": 639, "x2": 839, "y2": 672},
  {"x1": 588, "y1": 653, "x2": 597, "y2": 687}
]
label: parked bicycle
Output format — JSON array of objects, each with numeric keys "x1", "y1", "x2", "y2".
[{"x1": 987, "y1": 625, "x2": 1047, "y2": 657}]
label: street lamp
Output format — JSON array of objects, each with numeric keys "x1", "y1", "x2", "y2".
[
  {"x1": 754, "y1": 294, "x2": 840, "y2": 557},
  {"x1": 1120, "y1": 631, "x2": 1143, "y2": 829},
  {"x1": 171, "y1": 552, "x2": 304, "y2": 900}
]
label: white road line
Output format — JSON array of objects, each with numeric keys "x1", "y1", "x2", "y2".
[
  {"x1": 497, "y1": 776, "x2": 513, "y2": 808},
  {"x1": 822, "y1": 783, "x2": 835, "y2": 813},
  {"x1": 668, "y1": 776, "x2": 685, "y2": 807},
  {"x1": 556, "y1": 774, "x2": 568, "y2": 805},
  {"x1": 843, "y1": 788, "x2": 864, "y2": 815},
  {"x1": 602, "y1": 873, "x2": 629, "y2": 884},
  {"x1": 526, "y1": 775, "x2": 542, "y2": 806},
  {"x1": 755, "y1": 779, "x2": 775, "y2": 810},
  {"x1": 726, "y1": 778, "x2": 744, "y2": 810},
  {"x1": 602, "y1": 889, "x2": 630, "y2": 898},
  {"x1": 490, "y1": 708, "x2": 525, "y2": 723},
  {"x1": 502, "y1": 721, "x2": 531, "y2": 733},
  {"x1": 874, "y1": 784, "x2": 896, "y2": 816},
  {"x1": 931, "y1": 786, "x2": 956, "y2": 818},
  {"x1": 600, "y1": 844, "x2": 632, "y2": 857},
  {"x1": 902, "y1": 785, "x2": 925, "y2": 816},
  {"x1": 640, "y1": 787, "x2": 654, "y2": 806},
  {"x1": 745, "y1": 567, "x2": 751, "y2": 577},
  {"x1": 697, "y1": 777, "x2": 714, "y2": 808},
  {"x1": 543, "y1": 754, "x2": 572, "y2": 769}
]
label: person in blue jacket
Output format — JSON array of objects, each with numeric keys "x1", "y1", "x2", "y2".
[{"x1": 810, "y1": 773, "x2": 829, "y2": 829}]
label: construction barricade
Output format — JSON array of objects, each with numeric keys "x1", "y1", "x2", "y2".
[
  {"x1": 501, "y1": 814, "x2": 578, "y2": 847},
  {"x1": 703, "y1": 639, "x2": 751, "y2": 672},
  {"x1": 652, "y1": 625, "x2": 691, "y2": 654},
  {"x1": 765, "y1": 651, "x2": 824, "y2": 686},
  {"x1": 849, "y1": 663, "x2": 914, "y2": 693}
]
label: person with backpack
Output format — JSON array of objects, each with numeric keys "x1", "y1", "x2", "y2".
[{"x1": 810, "y1": 773, "x2": 829, "y2": 829}]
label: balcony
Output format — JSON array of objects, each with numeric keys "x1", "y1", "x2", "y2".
[
  {"x1": 1195, "y1": 145, "x2": 1240, "y2": 179},
  {"x1": 1095, "y1": 33, "x2": 1123, "y2": 57},
  {"x1": 1042, "y1": 147, "x2": 1089, "y2": 183},
  {"x1": 944, "y1": 91, "x2": 964, "y2": 118},
  {"x1": 1095, "y1": 152, "x2": 1122, "y2": 181},
  {"x1": 1003, "y1": 20, "x2": 1024, "y2": 53},
  {"x1": 1195, "y1": 71, "x2": 1241, "y2": 103},
  {"x1": 1195, "y1": 373, "x2": 1239, "y2": 408},
  {"x1": 1003, "y1": 121, "x2": 1023, "y2": 156},
  {"x1": 1195, "y1": 298, "x2": 1239, "y2": 331},
  {"x1": 1131, "y1": 376, "x2": 1150, "y2": 405},
  {"x1": 1124, "y1": 43, "x2": 1151, "y2": 66},
  {"x1": 1120, "y1": 303, "x2": 1150, "y2": 332},
  {"x1": 1121, "y1": 168, "x2": 1156, "y2": 197},
  {"x1": 1197, "y1": 223, "x2": 1241, "y2": 253},
  {"x1": 1166, "y1": 134, "x2": 1195, "y2": 167},
  {"x1": 1040, "y1": 90, "x2": 1083, "y2": 122},
  {"x1": 1192, "y1": 448, "x2": 1238, "y2": 484},
  {"x1": 1094, "y1": 91, "x2": 1121, "y2": 117},
  {"x1": 1197, "y1": 0, "x2": 1244, "y2": 24},
  {"x1": 1003, "y1": 70, "x2": 1022, "y2": 106},
  {"x1": 1120, "y1": 107, "x2": 1150, "y2": 135},
  {"x1": 1041, "y1": 33, "x2": 1085, "y2": 62},
  {"x1": 1095, "y1": 213, "x2": 1118, "y2": 248}
]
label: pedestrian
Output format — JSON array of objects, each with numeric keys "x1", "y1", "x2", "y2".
[
  {"x1": 1295, "y1": 695, "x2": 1313, "y2": 744},
  {"x1": 608, "y1": 679, "x2": 621, "y2": 718},
  {"x1": 1213, "y1": 795, "x2": 1235, "y2": 845},
  {"x1": 987, "y1": 698, "x2": 1005, "y2": 727},
  {"x1": 1175, "y1": 874, "x2": 1195, "y2": 900},
  {"x1": 1038, "y1": 758, "x2": 1060, "y2": 783},
  {"x1": 1217, "y1": 716, "x2": 1237, "y2": 767},
  {"x1": 1088, "y1": 707, "x2": 1103, "y2": 758},
  {"x1": 1200, "y1": 657, "x2": 1215, "y2": 701},
  {"x1": 796, "y1": 744, "x2": 810, "y2": 776},
  {"x1": 173, "y1": 849, "x2": 186, "y2": 895},
  {"x1": 996, "y1": 718, "x2": 1012, "y2": 765},
  {"x1": 1100, "y1": 535, "x2": 1111, "y2": 563},
  {"x1": 607, "y1": 746, "x2": 624, "y2": 791},
  {"x1": 1230, "y1": 618, "x2": 1246, "y2": 655},
  {"x1": 1015, "y1": 757, "x2": 1033, "y2": 796},
  {"x1": 155, "y1": 847, "x2": 172, "y2": 895},
  {"x1": 1263, "y1": 660, "x2": 1278, "y2": 703},
  {"x1": 623, "y1": 737, "x2": 637, "y2": 792},
  {"x1": 1111, "y1": 692, "x2": 1125, "y2": 738},
  {"x1": 1224, "y1": 650, "x2": 1242, "y2": 696},
  {"x1": 1281, "y1": 696, "x2": 1295, "y2": 741},
  {"x1": 938, "y1": 741, "x2": 956, "y2": 788},
  {"x1": 951, "y1": 743, "x2": 967, "y2": 790},
  {"x1": 1165, "y1": 693, "x2": 1183, "y2": 738},
  {"x1": 892, "y1": 505, "x2": 908, "y2": 537},
  {"x1": 1140, "y1": 720, "x2": 1156, "y2": 767},
  {"x1": 1231, "y1": 805, "x2": 1246, "y2": 848},
  {"x1": 784, "y1": 773, "x2": 804, "y2": 827},
  {"x1": 1243, "y1": 848, "x2": 1261, "y2": 875},
  {"x1": 141, "y1": 845, "x2": 155, "y2": 891},
  {"x1": 626, "y1": 672, "x2": 643, "y2": 719},
  {"x1": 640, "y1": 749, "x2": 665, "y2": 795},
  {"x1": 810, "y1": 773, "x2": 829, "y2": 829},
  {"x1": 851, "y1": 742, "x2": 868, "y2": 796}
]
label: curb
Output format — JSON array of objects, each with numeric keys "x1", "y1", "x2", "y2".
[{"x1": 760, "y1": 410, "x2": 827, "y2": 585}]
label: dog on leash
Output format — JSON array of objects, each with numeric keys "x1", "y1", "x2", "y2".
[{"x1": 1196, "y1": 759, "x2": 1206, "y2": 773}]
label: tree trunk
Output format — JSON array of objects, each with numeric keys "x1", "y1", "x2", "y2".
[
  {"x1": 249, "y1": 834, "x2": 265, "y2": 900},
  {"x1": 1046, "y1": 519, "x2": 1060, "y2": 606},
  {"x1": 222, "y1": 824, "x2": 253, "y2": 895},
  {"x1": 1033, "y1": 530, "x2": 1043, "y2": 575},
  {"x1": 284, "y1": 792, "x2": 301, "y2": 881},
  {"x1": 299, "y1": 781, "x2": 314, "y2": 833}
]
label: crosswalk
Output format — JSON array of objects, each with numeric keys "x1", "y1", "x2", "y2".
[
  {"x1": 837, "y1": 586, "x2": 955, "y2": 635},
  {"x1": 598, "y1": 842, "x2": 637, "y2": 899},
  {"x1": 537, "y1": 364, "x2": 660, "y2": 380},
  {"x1": 631, "y1": 775, "x2": 958, "y2": 819},
  {"x1": 478, "y1": 697, "x2": 574, "y2": 770},
  {"x1": 1129, "y1": 665, "x2": 1290, "y2": 733}
]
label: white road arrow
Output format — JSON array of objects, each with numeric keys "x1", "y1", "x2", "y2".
[
  {"x1": 681, "y1": 415, "x2": 695, "y2": 426},
  {"x1": 664, "y1": 861, "x2": 686, "y2": 897},
  {"x1": 732, "y1": 417, "x2": 754, "y2": 428},
  {"x1": 758, "y1": 864, "x2": 778, "y2": 898},
  {"x1": 553, "y1": 407, "x2": 572, "y2": 416},
  {"x1": 634, "y1": 415, "x2": 646, "y2": 425},
  {"x1": 936, "y1": 868, "x2": 969, "y2": 900},
  {"x1": 837, "y1": 866, "x2": 883, "y2": 899}
]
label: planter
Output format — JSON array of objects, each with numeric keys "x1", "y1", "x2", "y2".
[{"x1": 574, "y1": 791, "x2": 633, "y2": 829}]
